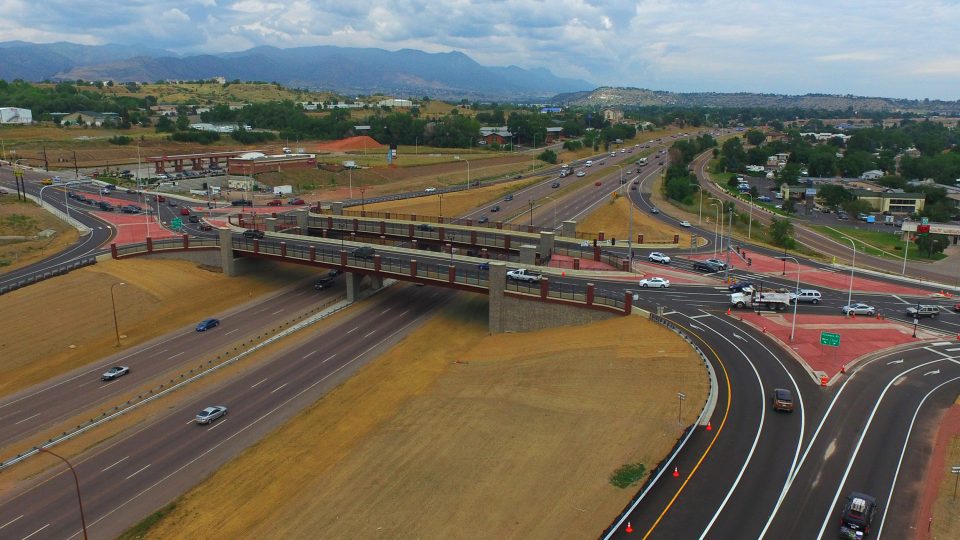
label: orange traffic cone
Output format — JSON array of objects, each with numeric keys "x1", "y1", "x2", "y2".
[
  {"x1": 673, "y1": 466, "x2": 680, "y2": 478},
  {"x1": 706, "y1": 421, "x2": 712, "y2": 431},
  {"x1": 625, "y1": 522, "x2": 634, "y2": 534}
]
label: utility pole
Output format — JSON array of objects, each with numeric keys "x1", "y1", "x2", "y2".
[
  {"x1": 72, "y1": 151, "x2": 80, "y2": 179},
  {"x1": 529, "y1": 199, "x2": 535, "y2": 226}
]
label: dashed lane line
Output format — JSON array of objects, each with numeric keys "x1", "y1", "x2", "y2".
[
  {"x1": 250, "y1": 378, "x2": 268, "y2": 388},
  {"x1": 13, "y1": 413, "x2": 40, "y2": 426},
  {"x1": 271, "y1": 383, "x2": 288, "y2": 394},
  {"x1": 101, "y1": 456, "x2": 129, "y2": 472},
  {"x1": 0, "y1": 515, "x2": 23, "y2": 530},
  {"x1": 124, "y1": 464, "x2": 150, "y2": 481}
]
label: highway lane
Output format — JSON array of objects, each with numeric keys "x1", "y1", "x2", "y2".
[
  {"x1": 607, "y1": 306, "x2": 808, "y2": 539},
  {"x1": 763, "y1": 342, "x2": 960, "y2": 538},
  {"x1": 0, "y1": 275, "x2": 335, "y2": 452},
  {"x1": 0, "y1": 284, "x2": 451, "y2": 540}
]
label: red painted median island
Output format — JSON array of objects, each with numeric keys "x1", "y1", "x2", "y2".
[{"x1": 734, "y1": 312, "x2": 943, "y2": 381}]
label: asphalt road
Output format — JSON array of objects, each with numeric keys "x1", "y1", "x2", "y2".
[
  {"x1": 0, "y1": 276, "x2": 334, "y2": 451},
  {"x1": 0, "y1": 284, "x2": 451, "y2": 540}
]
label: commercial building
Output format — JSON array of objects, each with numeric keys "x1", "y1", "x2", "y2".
[{"x1": 0, "y1": 107, "x2": 32, "y2": 124}]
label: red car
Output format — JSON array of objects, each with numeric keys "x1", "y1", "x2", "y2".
[
  {"x1": 266, "y1": 199, "x2": 283, "y2": 206},
  {"x1": 594, "y1": 181, "x2": 602, "y2": 187},
  {"x1": 288, "y1": 198, "x2": 306, "y2": 205},
  {"x1": 180, "y1": 207, "x2": 190, "y2": 216},
  {"x1": 954, "y1": 303, "x2": 960, "y2": 312}
]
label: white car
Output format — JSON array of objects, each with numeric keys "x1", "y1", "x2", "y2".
[
  {"x1": 679, "y1": 221, "x2": 691, "y2": 227},
  {"x1": 101, "y1": 366, "x2": 130, "y2": 381},
  {"x1": 424, "y1": 187, "x2": 437, "y2": 192},
  {"x1": 639, "y1": 277, "x2": 670, "y2": 288},
  {"x1": 576, "y1": 171, "x2": 586, "y2": 177},
  {"x1": 648, "y1": 252, "x2": 671, "y2": 264},
  {"x1": 196, "y1": 405, "x2": 228, "y2": 424}
]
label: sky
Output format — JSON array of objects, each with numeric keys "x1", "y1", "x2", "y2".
[{"x1": 1, "y1": 0, "x2": 959, "y2": 100}]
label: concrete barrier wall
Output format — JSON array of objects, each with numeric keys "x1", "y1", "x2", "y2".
[{"x1": 496, "y1": 294, "x2": 617, "y2": 332}]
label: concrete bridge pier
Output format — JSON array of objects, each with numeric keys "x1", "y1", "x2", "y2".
[
  {"x1": 488, "y1": 262, "x2": 507, "y2": 333},
  {"x1": 264, "y1": 217, "x2": 278, "y2": 232},
  {"x1": 539, "y1": 231, "x2": 555, "y2": 258},
  {"x1": 561, "y1": 220, "x2": 577, "y2": 238},
  {"x1": 518, "y1": 244, "x2": 537, "y2": 266},
  {"x1": 218, "y1": 227, "x2": 255, "y2": 276},
  {"x1": 345, "y1": 272, "x2": 384, "y2": 301}
]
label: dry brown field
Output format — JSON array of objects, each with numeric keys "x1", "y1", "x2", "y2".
[{"x1": 139, "y1": 297, "x2": 708, "y2": 539}]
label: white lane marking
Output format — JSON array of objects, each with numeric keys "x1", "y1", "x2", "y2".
[
  {"x1": 101, "y1": 456, "x2": 129, "y2": 472},
  {"x1": 890, "y1": 294, "x2": 909, "y2": 304},
  {"x1": 271, "y1": 383, "x2": 288, "y2": 394},
  {"x1": 363, "y1": 330, "x2": 376, "y2": 338},
  {"x1": 813, "y1": 358, "x2": 951, "y2": 539},
  {"x1": 322, "y1": 354, "x2": 336, "y2": 364},
  {"x1": 22, "y1": 524, "x2": 49, "y2": 539},
  {"x1": 271, "y1": 309, "x2": 284, "y2": 315},
  {"x1": 876, "y1": 375, "x2": 960, "y2": 538},
  {"x1": 70, "y1": 306, "x2": 444, "y2": 540},
  {"x1": 303, "y1": 350, "x2": 318, "y2": 359},
  {"x1": 125, "y1": 464, "x2": 150, "y2": 480},
  {"x1": 225, "y1": 329, "x2": 239, "y2": 335},
  {"x1": 346, "y1": 327, "x2": 358, "y2": 334},
  {"x1": 400, "y1": 310, "x2": 410, "y2": 316},
  {"x1": 381, "y1": 308, "x2": 392, "y2": 314},
  {"x1": 688, "y1": 313, "x2": 711, "y2": 319},
  {"x1": 76, "y1": 379, "x2": 100, "y2": 388},
  {"x1": 888, "y1": 359, "x2": 904, "y2": 365},
  {"x1": 733, "y1": 333, "x2": 747, "y2": 342},
  {"x1": 185, "y1": 419, "x2": 196, "y2": 425},
  {"x1": 251, "y1": 378, "x2": 268, "y2": 388},
  {"x1": 932, "y1": 341, "x2": 952, "y2": 346},
  {"x1": 167, "y1": 351, "x2": 185, "y2": 360},
  {"x1": 946, "y1": 347, "x2": 960, "y2": 352},
  {"x1": 661, "y1": 310, "x2": 678, "y2": 315},
  {"x1": 151, "y1": 348, "x2": 168, "y2": 357},
  {"x1": 924, "y1": 369, "x2": 941, "y2": 376},
  {"x1": 207, "y1": 420, "x2": 226, "y2": 431},
  {"x1": 0, "y1": 515, "x2": 23, "y2": 530},
  {"x1": 14, "y1": 413, "x2": 41, "y2": 426}
]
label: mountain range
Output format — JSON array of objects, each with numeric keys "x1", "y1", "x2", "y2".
[
  {"x1": 554, "y1": 87, "x2": 960, "y2": 114},
  {"x1": 0, "y1": 41, "x2": 592, "y2": 100}
]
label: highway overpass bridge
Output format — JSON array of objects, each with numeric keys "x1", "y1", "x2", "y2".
[{"x1": 111, "y1": 228, "x2": 639, "y2": 333}]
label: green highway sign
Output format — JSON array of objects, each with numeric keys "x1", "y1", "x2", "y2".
[
  {"x1": 171, "y1": 217, "x2": 183, "y2": 230},
  {"x1": 921, "y1": 217, "x2": 929, "y2": 225},
  {"x1": 820, "y1": 331, "x2": 840, "y2": 347}
]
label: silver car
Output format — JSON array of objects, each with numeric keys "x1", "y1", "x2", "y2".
[
  {"x1": 842, "y1": 303, "x2": 875, "y2": 316},
  {"x1": 196, "y1": 405, "x2": 228, "y2": 424}
]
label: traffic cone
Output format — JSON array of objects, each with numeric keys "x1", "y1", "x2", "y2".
[
  {"x1": 673, "y1": 466, "x2": 680, "y2": 478},
  {"x1": 706, "y1": 421, "x2": 712, "y2": 431},
  {"x1": 726, "y1": 307, "x2": 731, "y2": 315},
  {"x1": 625, "y1": 522, "x2": 633, "y2": 534}
]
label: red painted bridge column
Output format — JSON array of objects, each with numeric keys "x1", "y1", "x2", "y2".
[
  {"x1": 540, "y1": 277, "x2": 549, "y2": 299},
  {"x1": 280, "y1": 242, "x2": 287, "y2": 258},
  {"x1": 110, "y1": 243, "x2": 118, "y2": 259},
  {"x1": 410, "y1": 259, "x2": 418, "y2": 279},
  {"x1": 182, "y1": 234, "x2": 189, "y2": 249},
  {"x1": 448, "y1": 265, "x2": 456, "y2": 283},
  {"x1": 586, "y1": 283, "x2": 595, "y2": 305},
  {"x1": 623, "y1": 290, "x2": 633, "y2": 314},
  {"x1": 253, "y1": 239, "x2": 260, "y2": 254},
  {"x1": 146, "y1": 237, "x2": 153, "y2": 252}
]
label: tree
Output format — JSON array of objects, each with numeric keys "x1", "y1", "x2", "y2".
[
  {"x1": 841, "y1": 199, "x2": 874, "y2": 216},
  {"x1": 915, "y1": 233, "x2": 950, "y2": 257},
  {"x1": 768, "y1": 217, "x2": 795, "y2": 248},
  {"x1": 745, "y1": 129, "x2": 766, "y2": 146},
  {"x1": 816, "y1": 184, "x2": 853, "y2": 208},
  {"x1": 537, "y1": 149, "x2": 557, "y2": 164}
]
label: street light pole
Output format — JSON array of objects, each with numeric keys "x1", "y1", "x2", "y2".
[
  {"x1": 438, "y1": 192, "x2": 443, "y2": 219},
  {"x1": 779, "y1": 256, "x2": 801, "y2": 342},
  {"x1": 745, "y1": 192, "x2": 754, "y2": 239},
  {"x1": 110, "y1": 282, "x2": 126, "y2": 347},
  {"x1": 39, "y1": 447, "x2": 88, "y2": 540},
  {"x1": 842, "y1": 236, "x2": 857, "y2": 312}
]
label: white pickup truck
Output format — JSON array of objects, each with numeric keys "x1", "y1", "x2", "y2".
[
  {"x1": 507, "y1": 269, "x2": 542, "y2": 283},
  {"x1": 731, "y1": 290, "x2": 792, "y2": 311}
]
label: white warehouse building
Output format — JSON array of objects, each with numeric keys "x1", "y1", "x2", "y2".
[{"x1": 0, "y1": 107, "x2": 32, "y2": 124}]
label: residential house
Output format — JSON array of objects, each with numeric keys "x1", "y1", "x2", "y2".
[
  {"x1": 479, "y1": 126, "x2": 512, "y2": 145},
  {"x1": 545, "y1": 126, "x2": 563, "y2": 142},
  {"x1": 61, "y1": 111, "x2": 119, "y2": 126},
  {"x1": 603, "y1": 108, "x2": 624, "y2": 123}
]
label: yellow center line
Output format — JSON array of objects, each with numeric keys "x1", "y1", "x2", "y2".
[{"x1": 642, "y1": 321, "x2": 733, "y2": 539}]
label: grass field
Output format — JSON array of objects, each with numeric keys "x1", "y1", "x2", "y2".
[
  {"x1": 0, "y1": 258, "x2": 317, "y2": 398},
  {"x1": 362, "y1": 176, "x2": 540, "y2": 217},
  {"x1": 579, "y1": 195, "x2": 692, "y2": 245},
  {"x1": 136, "y1": 297, "x2": 708, "y2": 540},
  {"x1": 931, "y1": 408, "x2": 960, "y2": 539},
  {"x1": 811, "y1": 224, "x2": 945, "y2": 261},
  {"x1": 0, "y1": 197, "x2": 79, "y2": 272}
]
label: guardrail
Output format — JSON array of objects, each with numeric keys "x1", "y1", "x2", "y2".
[
  {"x1": 0, "y1": 256, "x2": 99, "y2": 296},
  {"x1": 600, "y1": 313, "x2": 716, "y2": 539},
  {"x1": 0, "y1": 294, "x2": 350, "y2": 471}
]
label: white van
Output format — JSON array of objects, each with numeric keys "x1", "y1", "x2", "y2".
[
  {"x1": 585, "y1": 160, "x2": 593, "y2": 167},
  {"x1": 794, "y1": 289, "x2": 822, "y2": 304}
]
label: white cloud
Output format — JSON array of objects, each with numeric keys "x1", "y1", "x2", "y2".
[{"x1": 1, "y1": 0, "x2": 958, "y2": 99}]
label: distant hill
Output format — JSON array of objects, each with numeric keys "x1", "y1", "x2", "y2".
[
  {"x1": 0, "y1": 41, "x2": 592, "y2": 100},
  {"x1": 554, "y1": 87, "x2": 960, "y2": 114}
]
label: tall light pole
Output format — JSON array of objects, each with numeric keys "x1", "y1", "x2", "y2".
[
  {"x1": 110, "y1": 282, "x2": 126, "y2": 347},
  {"x1": 842, "y1": 236, "x2": 857, "y2": 312},
  {"x1": 745, "y1": 192, "x2": 754, "y2": 239},
  {"x1": 39, "y1": 447, "x2": 88, "y2": 540},
  {"x1": 348, "y1": 167, "x2": 353, "y2": 199},
  {"x1": 698, "y1": 187, "x2": 704, "y2": 225},
  {"x1": 438, "y1": 192, "x2": 443, "y2": 219},
  {"x1": 617, "y1": 164, "x2": 635, "y2": 265},
  {"x1": 708, "y1": 197, "x2": 722, "y2": 257},
  {"x1": 779, "y1": 256, "x2": 801, "y2": 342},
  {"x1": 531, "y1": 134, "x2": 537, "y2": 172},
  {"x1": 543, "y1": 195, "x2": 559, "y2": 229},
  {"x1": 455, "y1": 156, "x2": 470, "y2": 189},
  {"x1": 902, "y1": 232, "x2": 910, "y2": 275}
]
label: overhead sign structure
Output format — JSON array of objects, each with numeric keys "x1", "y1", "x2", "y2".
[{"x1": 820, "y1": 331, "x2": 841, "y2": 347}]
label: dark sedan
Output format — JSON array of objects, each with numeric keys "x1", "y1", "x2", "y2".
[{"x1": 195, "y1": 318, "x2": 220, "y2": 332}]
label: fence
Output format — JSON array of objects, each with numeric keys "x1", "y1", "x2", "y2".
[{"x1": 0, "y1": 256, "x2": 98, "y2": 296}]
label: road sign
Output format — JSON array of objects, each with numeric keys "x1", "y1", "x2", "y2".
[
  {"x1": 171, "y1": 217, "x2": 183, "y2": 230},
  {"x1": 820, "y1": 332, "x2": 840, "y2": 347},
  {"x1": 921, "y1": 217, "x2": 930, "y2": 225}
]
